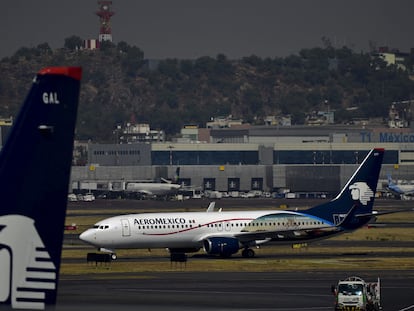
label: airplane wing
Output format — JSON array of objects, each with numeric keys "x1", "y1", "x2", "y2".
[
  {"x1": 199, "y1": 205, "x2": 360, "y2": 246},
  {"x1": 359, "y1": 208, "x2": 414, "y2": 217},
  {"x1": 196, "y1": 225, "x2": 342, "y2": 249},
  {"x1": 203, "y1": 206, "x2": 412, "y2": 245},
  {"x1": 235, "y1": 225, "x2": 340, "y2": 243}
]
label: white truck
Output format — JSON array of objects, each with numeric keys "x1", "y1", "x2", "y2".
[{"x1": 331, "y1": 276, "x2": 382, "y2": 311}]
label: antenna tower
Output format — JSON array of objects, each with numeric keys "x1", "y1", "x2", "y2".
[{"x1": 96, "y1": 1, "x2": 115, "y2": 42}]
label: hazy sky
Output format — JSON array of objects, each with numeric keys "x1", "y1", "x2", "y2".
[{"x1": 1, "y1": 0, "x2": 413, "y2": 60}]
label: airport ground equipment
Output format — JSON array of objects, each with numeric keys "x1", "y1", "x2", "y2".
[{"x1": 331, "y1": 276, "x2": 382, "y2": 311}]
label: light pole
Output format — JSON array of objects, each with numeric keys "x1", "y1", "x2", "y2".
[{"x1": 168, "y1": 145, "x2": 174, "y2": 166}]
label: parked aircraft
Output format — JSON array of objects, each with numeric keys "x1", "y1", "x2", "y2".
[
  {"x1": 386, "y1": 173, "x2": 414, "y2": 197},
  {"x1": 0, "y1": 67, "x2": 82, "y2": 309},
  {"x1": 125, "y1": 180, "x2": 181, "y2": 196},
  {"x1": 80, "y1": 148, "x2": 386, "y2": 259},
  {"x1": 123, "y1": 167, "x2": 182, "y2": 197}
]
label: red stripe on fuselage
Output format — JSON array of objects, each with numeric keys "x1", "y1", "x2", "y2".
[{"x1": 142, "y1": 217, "x2": 255, "y2": 236}]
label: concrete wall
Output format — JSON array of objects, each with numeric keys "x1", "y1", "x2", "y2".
[{"x1": 71, "y1": 163, "x2": 414, "y2": 194}]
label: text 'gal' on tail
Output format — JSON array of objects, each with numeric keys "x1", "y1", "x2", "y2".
[{"x1": 0, "y1": 67, "x2": 82, "y2": 310}]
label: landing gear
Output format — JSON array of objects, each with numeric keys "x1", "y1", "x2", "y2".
[{"x1": 241, "y1": 248, "x2": 255, "y2": 258}]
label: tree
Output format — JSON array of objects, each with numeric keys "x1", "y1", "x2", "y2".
[
  {"x1": 36, "y1": 42, "x2": 52, "y2": 55},
  {"x1": 121, "y1": 45, "x2": 144, "y2": 77},
  {"x1": 158, "y1": 59, "x2": 180, "y2": 79},
  {"x1": 117, "y1": 41, "x2": 129, "y2": 53},
  {"x1": 242, "y1": 87, "x2": 263, "y2": 118},
  {"x1": 64, "y1": 35, "x2": 83, "y2": 50},
  {"x1": 13, "y1": 47, "x2": 35, "y2": 60},
  {"x1": 99, "y1": 40, "x2": 116, "y2": 55}
]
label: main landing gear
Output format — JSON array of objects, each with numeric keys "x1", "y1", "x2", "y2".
[{"x1": 241, "y1": 248, "x2": 255, "y2": 258}]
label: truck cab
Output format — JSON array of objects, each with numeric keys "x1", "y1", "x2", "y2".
[{"x1": 332, "y1": 276, "x2": 382, "y2": 311}]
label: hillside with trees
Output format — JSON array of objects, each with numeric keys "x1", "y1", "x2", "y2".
[{"x1": 1, "y1": 36, "x2": 414, "y2": 142}]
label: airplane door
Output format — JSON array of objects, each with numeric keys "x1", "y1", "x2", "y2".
[{"x1": 121, "y1": 219, "x2": 131, "y2": 237}]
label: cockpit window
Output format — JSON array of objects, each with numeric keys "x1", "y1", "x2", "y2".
[{"x1": 96, "y1": 225, "x2": 110, "y2": 230}]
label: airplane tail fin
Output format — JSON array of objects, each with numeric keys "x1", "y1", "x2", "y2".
[
  {"x1": 0, "y1": 67, "x2": 82, "y2": 309},
  {"x1": 386, "y1": 172, "x2": 394, "y2": 186},
  {"x1": 306, "y1": 148, "x2": 384, "y2": 230}
]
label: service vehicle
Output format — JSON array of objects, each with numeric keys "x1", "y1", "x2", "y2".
[{"x1": 331, "y1": 276, "x2": 382, "y2": 311}]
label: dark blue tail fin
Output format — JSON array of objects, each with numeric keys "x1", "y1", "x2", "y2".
[
  {"x1": 306, "y1": 148, "x2": 384, "y2": 229},
  {"x1": 0, "y1": 67, "x2": 82, "y2": 309}
]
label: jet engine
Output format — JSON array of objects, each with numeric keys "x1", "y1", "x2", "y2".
[{"x1": 203, "y1": 237, "x2": 240, "y2": 257}]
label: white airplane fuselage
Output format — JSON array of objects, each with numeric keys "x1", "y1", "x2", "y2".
[
  {"x1": 125, "y1": 182, "x2": 181, "y2": 196},
  {"x1": 388, "y1": 183, "x2": 414, "y2": 195},
  {"x1": 80, "y1": 209, "x2": 332, "y2": 250}
]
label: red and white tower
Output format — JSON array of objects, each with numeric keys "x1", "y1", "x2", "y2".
[{"x1": 96, "y1": 1, "x2": 115, "y2": 42}]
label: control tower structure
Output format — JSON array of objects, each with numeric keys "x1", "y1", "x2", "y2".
[{"x1": 96, "y1": 1, "x2": 115, "y2": 42}]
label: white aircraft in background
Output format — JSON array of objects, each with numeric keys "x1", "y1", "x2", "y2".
[
  {"x1": 0, "y1": 67, "x2": 82, "y2": 309},
  {"x1": 386, "y1": 173, "x2": 414, "y2": 197},
  {"x1": 80, "y1": 148, "x2": 385, "y2": 259},
  {"x1": 125, "y1": 179, "x2": 181, "y2": 196},
  {"x1": 124, "y1": 167, "x2": 182, "y2": 197}
]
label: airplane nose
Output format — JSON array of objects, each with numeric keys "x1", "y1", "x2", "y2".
[{"x1": 79, "y1": 230, "x2": 95, "y2": 244}]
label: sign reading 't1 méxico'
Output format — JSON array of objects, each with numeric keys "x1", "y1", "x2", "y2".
[{"x1": 360, "y1": 132, "x2": 414, "y2": 143}]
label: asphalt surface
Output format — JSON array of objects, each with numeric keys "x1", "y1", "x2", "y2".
[
  {"x1": 57, "y1": 270, "x2": 414, "y2": 310},
  {"x1": 67, "y1": 197, "x2": 414, "y2": 213},
  {"x1": 57, "y1": 198, "x2": 414, "y2": 310}
]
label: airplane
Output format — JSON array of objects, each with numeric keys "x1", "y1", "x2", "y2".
[
  {"x1": 0, "y1": 67, "x2": 82, "y2": 309},
  {"x1": 386, "y1": 173, "x2": 414, "y2": 197},
  {"x1": 123, "y1": 167, "x2": 182, "y2": 197},
  {"x1": 124, "y1": 180, "x2": 181, "y2": 196},
  {"x1": 80, "y1": 148, "x2": 386, "y2": 259}
]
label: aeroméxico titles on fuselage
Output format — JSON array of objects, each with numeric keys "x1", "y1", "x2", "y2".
[{"x1": 80, "y1": 148, "x2": 384, "y2": 259}]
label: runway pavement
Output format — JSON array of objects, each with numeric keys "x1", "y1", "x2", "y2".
[
  {"x1": 57, "y1": 270, "x2": 414, "y2": 310},
  {"x1": 67, "y1": 197, "x2": 414, "y2": 213},
  {"x1": 58, "y1": 198, "x2": 414, "y2": 310}
]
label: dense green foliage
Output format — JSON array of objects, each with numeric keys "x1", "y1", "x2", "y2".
[{"x1": 1, "y1": 39, "x2": 413, "y2": 142}]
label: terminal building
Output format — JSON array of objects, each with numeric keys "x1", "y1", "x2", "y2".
[{"x1": 71, "y1": 124, "x2": 414, "y2": 196}]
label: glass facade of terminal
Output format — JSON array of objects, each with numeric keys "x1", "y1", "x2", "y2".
[
  {"x1": 151, "y1": 151, "x2": 259, "y2": 165},
  {"x1": 152, "y1": 149, "x2": 398, "y2": 165},
  {"x1": 274, "y1": 150, "x2": 398, "y2": 165}
]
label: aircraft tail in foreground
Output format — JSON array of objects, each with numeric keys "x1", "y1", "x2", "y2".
[{"x1": 0, "y1": 67, "x2": 82, "y2": 310}]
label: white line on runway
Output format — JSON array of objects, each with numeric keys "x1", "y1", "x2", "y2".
[
  {"x1": 124, "y1": 288, "x2": 330, "y2": 298},
  {"x1": 398, "y1": 305, "x2": 414, "y2": 311}
]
